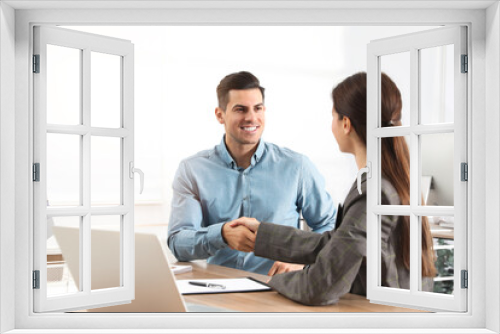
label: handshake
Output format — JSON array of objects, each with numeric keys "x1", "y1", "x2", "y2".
[
  {"x1": 221, "y1": 217, "x2": 304, "y2": 276},
  {"x1": 221, "y1": 217, "x2": 261, "y2": 253}
]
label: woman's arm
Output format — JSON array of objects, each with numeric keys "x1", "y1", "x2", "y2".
[
  {"x1": 254, "y1": 222, "x2": 334, "y2": 265},
  {"x1": 259, "y1": 193, "x2": 367, "y2": 306}
]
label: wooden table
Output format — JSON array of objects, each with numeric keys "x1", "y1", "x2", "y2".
[{"x1": 175, "y1": 261, "x2": 425, "y2": 313}]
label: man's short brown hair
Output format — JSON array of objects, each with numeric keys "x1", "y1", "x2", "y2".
[{"x1": 216, "y1": 71, "x2": 265, "y2": 110}]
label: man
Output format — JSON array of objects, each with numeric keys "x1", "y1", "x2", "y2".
[{"x1": 167, "y1": 71, "x2": 336, "y2": 275}]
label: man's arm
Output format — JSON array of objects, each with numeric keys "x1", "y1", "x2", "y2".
[
  {"x1": 167, "y1": 161, "x2": 228, "y2": 261},
  {"x1": 167, "y1": 161, "x2": 256, "y2": 261},
  {"x1": 297, "y1": 156, "x2": 337, "y2": 233}
]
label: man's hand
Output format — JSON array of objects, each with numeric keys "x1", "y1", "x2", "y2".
[
  {"x1": 268, "y1": 261, "x2": 304, "y2": 276},
  {"x1": 228, "y1": 217, "x2": 261, "y2": 233},
  {"x1": 222, "y1": 222, "x2": 256, "y2": 252}
]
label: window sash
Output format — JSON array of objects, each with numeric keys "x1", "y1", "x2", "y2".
[
  {"x1": 366, "y1": 25, "x2": 468, "y2": 312},
  {"x1": 33, "y1": 25, "x2": 135, "y2": 313}
]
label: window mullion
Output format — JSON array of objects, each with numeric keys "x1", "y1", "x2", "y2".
[
  {"x1": 410, "y1": 47, "x2": 419, "y2": 294},
  {"x1": 45, "y1": 124, "x2": 129, "y2": 137},
  {"x1": 82, "y1": 47, "x2": 90, "y2": 211},
  {"x1": 413, "y1": 124, "x2": 454, "y2": 135},
  {"x1": 372, "y1": 205, "x2": 411, "y2": 215},
  {"x1": 82, "y1": 47, "x2": 91, "y2": 294},
  {"x1": 81, "y1": 214, "x2": 90, "y2": 294},
  {"x1": 46, "y1": 206, "x2": 129, "y2": 217},
  {"x1": 372, "y1": 124, "x2": 454, "y2": 138}
]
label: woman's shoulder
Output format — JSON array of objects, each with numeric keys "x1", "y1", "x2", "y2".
[{"x1": 343, "y1": 177, "x2": 365, "y2": 208}]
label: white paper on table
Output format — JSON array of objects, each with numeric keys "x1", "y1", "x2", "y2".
[
  {"x1": 176, "y1": 277, "x2": 271, "y2": 295},
  {"x1": 170, "y1": 264, "x2": 192, "y2": 274}
]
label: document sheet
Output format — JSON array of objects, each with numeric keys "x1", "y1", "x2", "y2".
[{"x1": 176, "y1": 277, "x2": 271, "y2": 295}]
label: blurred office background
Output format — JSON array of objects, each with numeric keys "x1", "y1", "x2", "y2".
[{"x1": 52, "y1": 25, "x2": 450, "y2": 224}]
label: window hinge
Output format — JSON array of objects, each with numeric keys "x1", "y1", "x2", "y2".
[
  {"x1": 33, "y1": 163, "x2": 40, "y2": 182},
  {"x1": 33, "y1": 54, "x2": 40, "y2": 73},
  {"x1": 461, "y1": 162, "x2": 468, "y2": 181},
  {"x1": 461, "y1": 270, "x2": 468, "y2": 289},
  {"x1": 461, "y1": 54, "x2": 468, "y2": 73},
  {"x1": 33, "y1": 270, "x2": 40, "y2": 289}
]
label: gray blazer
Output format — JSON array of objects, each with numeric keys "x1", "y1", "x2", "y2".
[{"x1": 254, "y1": 177, "x2": 431, "y2": 306}]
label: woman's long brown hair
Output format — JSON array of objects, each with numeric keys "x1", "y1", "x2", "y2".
[{"x1": 332, "y1": 72, "x2": 436, "y2": 278}]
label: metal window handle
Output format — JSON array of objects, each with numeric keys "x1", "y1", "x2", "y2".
[
  {"x1": 129, "y1": 162, "x2": 144, "y2": 194},
  {"x1": 357, "y1": 162, "x2": 371, "y2": 195}
]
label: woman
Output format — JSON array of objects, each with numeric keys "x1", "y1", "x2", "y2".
[{"x1": 230, "y1": 72, "x2": 436, "y2": 306}]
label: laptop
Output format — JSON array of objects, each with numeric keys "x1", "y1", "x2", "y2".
[{"x1": 52, "y1": 225, "x2": 187, "y2": 312}]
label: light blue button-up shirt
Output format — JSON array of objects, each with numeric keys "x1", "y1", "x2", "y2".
[{"x1": 167, "y1": 136, "x2": 337, "y2": 275}]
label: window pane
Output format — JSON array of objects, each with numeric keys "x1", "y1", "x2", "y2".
[
  {"x1": 421, "y1": 133, "x2": 454, "y2": 206},
  {"x1": 422, "y1": 216, "x2": 454, "y2": 294},
  {"x1": 91, "y1": 52, "x2": 121, "y2": 128},
  {"x1": 47, "y1": 133, "x2": 80, "y2": 207},
  {"x1": 380, "y1": 52, "x2": 410, "y2": 127},
  {"x1": 380, "y1": 215, "x2": 410, "y2": 290},
  {"x1": 47, "y1": 44, "x2": 81, "y2": 125},
  {"x1": 91, "y1": 136, "x2": 121, "y2": 206},
  {"x1": 47, "y1": 217, "x2": 81, "y2": 296},
  {"x1": 380, "y1": 136, "x2": 410, "y2": 205},
  {"x1": 91, "y1": 215, "x2": 121, "y2": 290},
  {"x1": 420, "y1": 44, "x2": 454, "y2": 125}
]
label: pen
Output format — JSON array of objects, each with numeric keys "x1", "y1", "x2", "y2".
[{"x1": 188, "y1": 281, "x2": 226, "y2": 289}]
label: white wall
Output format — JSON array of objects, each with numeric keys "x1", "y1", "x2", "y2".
[
  {"x1": 486, "y1": 2, "x2": 500, "y2": 333},
  {"x1": 0, "y1": 2, "x2": 16, "y2": 333}
]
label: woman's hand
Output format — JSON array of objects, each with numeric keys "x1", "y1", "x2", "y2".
[
  {"x1": 228, "y1": 217, "x2": 261, "y2": 233},
  {"x1": 268, "y1": 261, "x2": 304, "y2": 276}
]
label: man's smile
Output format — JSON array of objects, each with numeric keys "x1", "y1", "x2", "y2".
[{"x1": 241, "y1": 126, "x2": 259, "y2": 132}]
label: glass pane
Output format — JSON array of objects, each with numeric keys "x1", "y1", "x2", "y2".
[
  {"x1": 91, "y1": 136, "x2": 121, "y2": 206},
  {"x1": 380, "y1": 215, "x2": 410, "y2": 290},
  {"x1": 91, "y1": 215, "x2": 121, "y2": 290},
  {"x1": 380, "y1": 52, "x2": 410, "y2": 127},
  {"x1": 47, "y1": 44, "x2": 81, "y2": 125},
  {"x1": 422, "y1": 216, "x2": 454, "y2": 294},
  {"x1": 421, "y1": 133, "x2": 454, "y2": 206},
  {"x1": 91, "y1": 52, "x2": 121, "y2": 128},
  {"x1": 47, "y1": 216, "x2": 81, "y2": 296},
  {"x1": 420, "y1": 44, "x2": 454, "y2": 125},
  {"x1": 47, "y1": 133, "x2": 80, "y2": 207},
  {"x1": 380, "y1": 136, "x2": 410, "y2": 205}
]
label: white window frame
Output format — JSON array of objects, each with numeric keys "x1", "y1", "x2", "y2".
[
  {"x1": 366, "y1": 26, "x2": 468, "y2": 312},
  {"x1": 32, "y1": 25, "x2": 136, "y2": 312},
  {"x1": 1, "y1": 2, "x2": 498, "y2": 333}
]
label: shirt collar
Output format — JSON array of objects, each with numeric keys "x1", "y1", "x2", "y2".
[
  {"x1": 216, "y1": 135, "x2": 266, "y2": 169},
  {"x1": 217, "y1": 135, "x2": 235, "y2": 167},
  {"x1": 253, "y1": 138, "x2": 265, "y2": 164}
]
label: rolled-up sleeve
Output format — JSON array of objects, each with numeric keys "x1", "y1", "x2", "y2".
[
  {"x1": 298, "y1": 156, "x2": 337, "y2": 233},
  {"x1": 167, "y1": 161, "x2": 227, "y2": 261}
]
